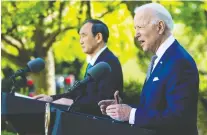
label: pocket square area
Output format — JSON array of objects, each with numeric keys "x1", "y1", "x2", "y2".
[{"x1": 153, "y1": 77, "x2": 159, "y2": 81}]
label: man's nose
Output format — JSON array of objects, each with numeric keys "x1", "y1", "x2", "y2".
[
  {"x1": 80, "y1": 38, "x2": 84, "y2": 44},
  {"x1": 135, "y1": 31, "x2": 141, "y2": 39}
]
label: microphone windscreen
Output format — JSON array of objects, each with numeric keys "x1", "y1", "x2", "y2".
[
  {"x1": 27, "y1": 58, "x2": 45, "y2": 72},
  {"x1": 87, "y1": 62, "x2": 111, "y2": 81}
]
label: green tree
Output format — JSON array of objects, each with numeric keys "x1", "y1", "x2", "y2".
[
  {"x1": 1, "y1": 1, "x2": 91, "y2": 94},
  {"x1": 1, "y1": 1, "x2": 207, "y2": 134}
]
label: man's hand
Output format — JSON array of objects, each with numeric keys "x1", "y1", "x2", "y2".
[
  {"x1": 106, "y1": 104, "x2": 132, "y2": 122},
  {"x1": 52, "y1": 98, "x2": 74, "y2": 106},
  {"x1": 98, "y1": 99, "x2": 116, "y2": 115},
  {"x1": 32, "y1": 94, "x2": 53, "y2": 102},
  {"x1": 98, "y1": 91, "x2": 122, "y2": 115}
]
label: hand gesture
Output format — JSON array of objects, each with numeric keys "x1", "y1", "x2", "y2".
[{"x1": 98, "y1": 91, "x2": 122, "y2": 115}]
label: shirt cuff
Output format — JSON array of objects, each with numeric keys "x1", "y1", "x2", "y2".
[{"x1": 129, "y1": 108, "x2": 136, "y2": 124}]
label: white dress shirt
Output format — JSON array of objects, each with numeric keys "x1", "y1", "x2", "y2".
[
  {"x1": 86, "y1": 46, "x2": 107, "y2": 66},
  {"x1": 129, "y1": 35, "x2": 175, "y2": 124}
]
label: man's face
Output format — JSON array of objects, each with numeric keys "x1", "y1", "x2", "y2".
[
  {"x1": 79, "y1": 22, "x2": 99, "y2": 55},
  {"x1": 134, "y1": 10, "x2": 160, "y2": 53}
]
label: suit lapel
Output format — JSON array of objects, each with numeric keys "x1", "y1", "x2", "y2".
[
  {"x1": 94, "y1": 48, "x2": 110, "y2": 65},
  {"x1": 145, "y1": 40, "x2": 179, "y2": 84},
  {"x1": 140, "y1": 40, "x2": 179, "y2": 105}
]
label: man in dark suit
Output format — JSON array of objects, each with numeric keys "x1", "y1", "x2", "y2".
[
  {"x1": 98, "y1": 3, "x2": 199, "y2": 135},
  {"x1": 34, "y1": 19, "x2": 123, "y2": 116}
]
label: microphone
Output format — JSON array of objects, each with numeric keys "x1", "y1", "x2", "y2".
[
  {"x1": 10, "y1": 58, "x2": 45, "y2": 78},
  {"x1": 69, "y1": 62, "x2": 111, "y2": 91},
  {"x1": 67, "y1": 62, "x2": 111, "y2": 112}
]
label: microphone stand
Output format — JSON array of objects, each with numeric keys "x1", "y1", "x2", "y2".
[
  {"x1": 67, "y1": 95, "x2": 82, "y2": 112},
  {"x1": 66, "y1": 81, "x2": 85, "y2": 112},
  {"x1": 66, "y1": 75, "x2": 93, "y2": 112},
  {"x1": 9, "y1": 76, "x2": 17, "y2": 95},
  {"x1": 9, "y1": 74, "x2": 27, "y2": 95}
]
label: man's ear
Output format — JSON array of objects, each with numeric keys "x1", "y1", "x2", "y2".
[
  {"x1": 95, "y1": 33, "x2": 103, "y2": 43},
  {"x1": 157, "y1": 20, "x2": 165, "y2": 34}
]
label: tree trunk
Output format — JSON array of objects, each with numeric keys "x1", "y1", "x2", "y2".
[
  {"x1": 30, "y1": 48, "x2": 56, "y2": 95},
  {"x1": 45, "y1": 48, "x2": 56, "y2": 95}
]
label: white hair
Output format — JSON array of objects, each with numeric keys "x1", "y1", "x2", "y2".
[{"x1": 135, "y1": 3, "x2": 174, "y2": 31}]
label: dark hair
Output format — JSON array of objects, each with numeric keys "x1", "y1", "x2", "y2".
[{"x1": 82, "y1": 19, "x2": 109, "y2": 43}]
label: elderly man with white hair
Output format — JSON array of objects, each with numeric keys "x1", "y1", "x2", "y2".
[{"x1": 98, "y1": 3, "x2": 199, "y2": 135}]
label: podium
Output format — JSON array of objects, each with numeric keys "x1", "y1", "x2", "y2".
[
  {"x1": 51, "y1": 110, "x2": 156, "y2": 135},
  {"x1": 2, "y1": 92, "x2": 156, "y2": 135},
  {"x1": 1, "y1": 92, "x2": 68, "y2": 134}
]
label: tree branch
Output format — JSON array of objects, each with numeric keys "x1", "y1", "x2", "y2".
[
  {"x1": 1, "y1": 35, "x2": 21, "y2": 51},
  {"x1": 5, "y1": 24, "x2": 17, "y2": 34},
  {"x1": 124, "y1": 1, "x2": 150, "y2": 17},
  {"x1": 97, "y1": 11, "x2": 111, "y2": 18},
  {"x1": 10, "y1": 33, "x2": 25, "y2": 47},
  {"x1": 199, "y1": 70, "x2": 207, "y2": 76},
  {"x1": 4, "y1": 23, "x2": 25, "y2": 49},
  {"x1": 58, "y1": 2, "x2": 65, "y2": 31},
  {"x1": 204, "y1": 10, "x2": 207, "y2": 28},
  {"x1": 45, "y1": 26, "x2": 76, "y2": 52},
  {"x1": 85, "y1": 1, "x2": 92, "y2": 19},
  {"x1": 1, "y1": 49, "x2": 24, "y2": 67},
  {"x1": 97, "y1": 2, "x2": 119, "y2": 18},
  {"x1": 77, "y1": 1, "x2": 85, "y2": 28}
]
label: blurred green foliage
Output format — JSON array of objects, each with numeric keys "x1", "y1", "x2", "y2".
[
  {"x1": 1, "y1": 1, "x2": 206, "y2": 90},
  {"x1": 1, "y1": 131, "x2": 16, "y2": 135},
  {"x1": 1, "y1": 1, "x2": 207, "y2": 134}
]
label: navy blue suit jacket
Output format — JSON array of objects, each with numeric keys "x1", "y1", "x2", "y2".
[
  {"x1": 52, "y1": 48, "x2": 123, "y2": 115},
  {"x1": 135, "y1": 40, "x2": 199, "y2": 135}
]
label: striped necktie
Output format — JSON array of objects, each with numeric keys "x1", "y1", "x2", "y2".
[{"x1": 146, "y1": 55, "x2": 157, "y2": 81}]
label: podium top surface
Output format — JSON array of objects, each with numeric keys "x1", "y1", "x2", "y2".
[{"x1": 1, "y1": 92, "x2": 69, "y2": 115}]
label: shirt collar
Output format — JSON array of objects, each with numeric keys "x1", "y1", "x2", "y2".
[
  {"x1": 87, "y1": 46, "x2": 107, "y2": 66},
  {"x1": 156, "y1": 35, "x2": 175, "y2": 59}
]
